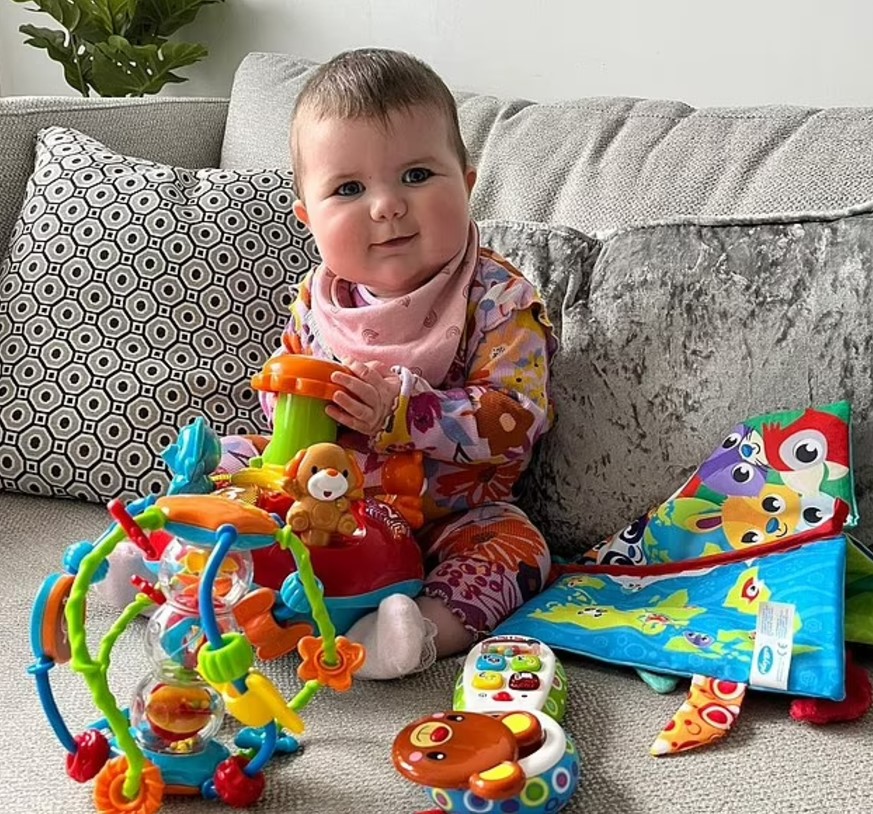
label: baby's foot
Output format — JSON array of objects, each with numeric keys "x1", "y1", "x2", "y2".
[{"x1": 346, "y1": 593, "x2": 437, "y2": 680}]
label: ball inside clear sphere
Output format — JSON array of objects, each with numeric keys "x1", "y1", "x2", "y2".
[
  {"x1": 130, "y1": 672, "x2": 225, "y2": 755},
  {"x1": 157, "y1": 535, "x2": 253, "y2": 611},
  {"x1": 144, "y1": 601, "x2": 238, "y2": 678}
]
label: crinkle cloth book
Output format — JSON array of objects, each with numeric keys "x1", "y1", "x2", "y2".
[{"x1": 496, "y1": 402, "x2": 870, "y2": 752}]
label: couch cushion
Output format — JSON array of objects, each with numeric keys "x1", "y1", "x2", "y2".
[
  {"x1": 6, "y1": 491, "x2": 873, "y2": 814},
  {"x1": 222, "y1": 52, "x2": 873, "y2": 233},
  {"x1": 0, "y1": 96, "x2": 228, "y2": 264},
  {"x1": 0, "y1": 126, "x2": 312, "y2": 500},
  {"x1": 522, "y1": 203, "x2": 873, "y2": 557}
]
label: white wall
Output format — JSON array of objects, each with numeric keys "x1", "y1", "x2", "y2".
[{"x1": 3, "y1": 0, "x2": 873, "y2": 107}]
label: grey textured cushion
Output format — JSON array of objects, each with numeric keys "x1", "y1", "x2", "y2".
[
  {"x1": 221, "y1": 53, "x2": 312, "y2": 170},
  {"x1": 522, "y1": 203, "x2": 873, "y2": 557},
  {"x1": 222, "y1": 52, "x2": 873, "y2": 234},
  {"x1": 0, "y1": 96, "x2": 228, "y2": 261}
]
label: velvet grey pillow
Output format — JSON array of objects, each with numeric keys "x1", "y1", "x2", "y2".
[{"x1": 522, "y1": 204, "x2": 873, "y2": 557}]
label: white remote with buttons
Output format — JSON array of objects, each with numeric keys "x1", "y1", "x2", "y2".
[{"x1": 453, "y1": 634, "x2": 567, "y2": 721}]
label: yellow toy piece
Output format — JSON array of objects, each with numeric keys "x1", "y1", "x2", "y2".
[
  {"x1": 228, "y1": 464, "x2": 292, "y2": 495},
  {"x1": 220, "y1": 671, "x2": 304, "y2": 734},
  {"x1": 472, "y1": 671, "x2": 504, "y2": 691}
]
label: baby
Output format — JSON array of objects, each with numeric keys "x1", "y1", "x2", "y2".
[{"x1": 224, "y1": 48, "x2": 558, "y2": 679}]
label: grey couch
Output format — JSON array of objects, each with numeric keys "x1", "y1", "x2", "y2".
[{"x1": 4, "y1": 53, "x2": 873, "y2": 814}]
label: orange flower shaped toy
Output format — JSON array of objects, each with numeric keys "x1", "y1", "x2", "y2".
[{"x1": 297, "y1": 635, "x2": 366, "y2": 693}]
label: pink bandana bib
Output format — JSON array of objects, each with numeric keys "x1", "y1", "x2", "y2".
[{"x1": 309, "y1": 222, "x2": 479, "y2": 386}]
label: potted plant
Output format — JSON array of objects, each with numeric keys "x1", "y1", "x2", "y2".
[{"x1": 10, "y1": 0, "x2": 224, "y2": 97}]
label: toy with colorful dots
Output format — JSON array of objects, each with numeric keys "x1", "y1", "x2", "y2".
[{"x1": 392, "y1": 635, "x2": 581, "y2": 813}]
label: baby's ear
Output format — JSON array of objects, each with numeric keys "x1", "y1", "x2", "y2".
[
  {"x1": 464, "y1": 167, "x2": 477, "y2": 196},
  {"x1": 285, "y1": 449, "x2": 307, "y2": 486},
  {"x1": 293, "y1": 199, "x2": 310, "y2": 226}
]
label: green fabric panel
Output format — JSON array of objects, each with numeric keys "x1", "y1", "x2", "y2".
[{"x1": 845, "y1": 536, "x2": 873, "y2": 644}]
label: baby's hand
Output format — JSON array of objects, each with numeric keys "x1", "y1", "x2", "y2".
[{"x1": 328, "y1": 360, "x2": 401, "y2": 437}]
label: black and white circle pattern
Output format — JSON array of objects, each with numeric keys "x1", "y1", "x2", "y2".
[{"x1": 0, "y1": 127, "x2": 319, "y2": 501}]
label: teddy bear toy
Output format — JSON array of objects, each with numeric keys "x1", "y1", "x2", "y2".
[{"x1": 285, "y1": 443, "x2": 365, "y2": 547}]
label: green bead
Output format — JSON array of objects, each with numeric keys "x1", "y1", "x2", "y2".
[{"x1": 197, "y1": 633, "x2": 254, "y2": 685}]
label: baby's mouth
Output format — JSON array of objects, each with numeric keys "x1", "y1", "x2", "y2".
[{"x1": 374, "y1": 234, "x2": 415, "y2": 248}]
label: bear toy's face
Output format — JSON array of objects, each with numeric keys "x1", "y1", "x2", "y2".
[
  {"x1": 392, "y1": 712, "x2": 517, "y2": 789},
  {"x1": 290, "y1": 443, "x2": 362, "y2": 501}
]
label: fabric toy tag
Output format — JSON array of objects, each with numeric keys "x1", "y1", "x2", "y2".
[{"x1": 749, "y1": 601, "x2": 796, "y2": 690}]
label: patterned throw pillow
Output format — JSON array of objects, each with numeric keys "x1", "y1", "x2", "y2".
[{"x1": 0, "y1": 127, "x2": 317, "y2": 501}]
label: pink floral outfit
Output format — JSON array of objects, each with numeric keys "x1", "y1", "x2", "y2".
[{"x1": 221, "y1": 224, "x2": 557, "y2": 637}]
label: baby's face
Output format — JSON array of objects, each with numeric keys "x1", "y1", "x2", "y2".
[{"x1": 293, "y1": 105, "x2": 475, "y2": 298}]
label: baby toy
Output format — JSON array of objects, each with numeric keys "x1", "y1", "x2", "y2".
[
  {"x1": 148, "y1": 354, "x2": 425, "y2": 639},
  {"x1": 394, "y1": 636, "x2": 580, "y2": 813},
  {"x1": 285, "y1": 443, "x2": 365, "y2": 547},
  {"x1": 453, "y1": 635, "x2": 569, "y2": 722},
  {"x1": 98, "y1": 355, "x2": 425, "y2": 645},
  {"x1": 493, "y1": 401, "x2": 873, "y2": 755},
  {"x1": 29, "y1": 490, "x2": 364, "y2": 812},
  {"x1": 27, "y1": 353, "x2": 429, "y2": 813}
]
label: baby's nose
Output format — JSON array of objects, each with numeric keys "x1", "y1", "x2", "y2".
[{"x1": 370, "y1": 190, "x2": 406, "y2": 220}]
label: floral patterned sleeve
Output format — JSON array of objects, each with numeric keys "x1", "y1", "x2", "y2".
[
  {"x1": 372, "y1": 288, "x2": 556, "y2": 466},
  {"x1": 258, "y1": 276, "x2": 312, "y2": 425}
]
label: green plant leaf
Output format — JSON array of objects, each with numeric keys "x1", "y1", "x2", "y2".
[
  {"x1": 19, "y1": 24, "x2": 92, "y2": 95},
  {"x1": 90, "y1": 35, "x2": 207, "y2": 96},
  {"x1": 77, "y1": 0, "x2": 115, "y2": 32},
  {"x1": 129, "y1": 0, "x2": 223, "y2": 39},
  {"x1": 13, "y1": 0, "x2": 113, "y2": 41},
  {"x1": 13, "y1": 0, "x2": 220, "y2": 96},
  {"x1": 104, "y1": 0, "x2": 136, "y2": 35}
]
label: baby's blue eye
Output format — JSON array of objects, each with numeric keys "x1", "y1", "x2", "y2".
[
  {"x1": 336, "y1": 181, "x2": 363, "y2": 197},
  {"x1": 402, "y1": 167, "x2": 433, "y2": 184}
]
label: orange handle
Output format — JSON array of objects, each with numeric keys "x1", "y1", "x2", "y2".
[{"x1": 251, "y1": 354, "x2": 349, "y2": 401}]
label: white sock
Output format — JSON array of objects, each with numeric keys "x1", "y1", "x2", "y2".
[
  {"x1": 92, "y1": 541, "x2": 157, "y2": 614},
  {"x1": 346, "y1": 593, "x2": 437, "y2": 680}
]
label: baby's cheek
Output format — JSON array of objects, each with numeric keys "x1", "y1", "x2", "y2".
[
  {"x1": 431, "y1": 197, "x2": 471, "y2": 241},
  {"x1": 313, "y1": 208, "x2": 360, "y2": 252}
]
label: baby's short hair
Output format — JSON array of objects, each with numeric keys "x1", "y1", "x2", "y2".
[{"x1": 291, "y1": 48, "x2": 469, "y2": 195}]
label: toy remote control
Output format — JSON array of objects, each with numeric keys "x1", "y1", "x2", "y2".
[{"x1": 453, "y1": 634, "x2": 568, "y2": 722}]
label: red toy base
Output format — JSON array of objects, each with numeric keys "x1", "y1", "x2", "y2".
[{"x1": 252, "y1": 500, "x2": 423, "y2": 597}]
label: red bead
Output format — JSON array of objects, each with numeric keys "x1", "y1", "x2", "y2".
[
  {"x1": 66, "y1": 729, "x2": 111, "y2": 782},
  {"x1": 214, "y1": 755, "x2": 266, "y2": 808}
]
